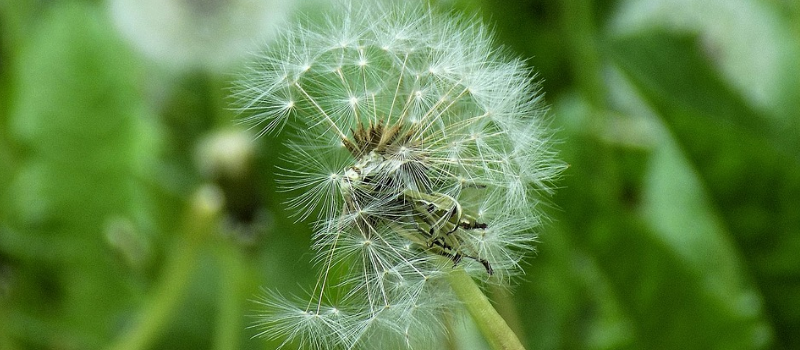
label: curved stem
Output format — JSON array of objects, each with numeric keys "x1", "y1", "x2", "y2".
[
  {"x1": 108, "y1": 186, "x2": 221, "y2": 350},
  {"x1": 446, "y1": 269, "x2": 526, "y2": 350},
  {"x1": 107, "y1": 239, "x2": 200, "y2": 350}
]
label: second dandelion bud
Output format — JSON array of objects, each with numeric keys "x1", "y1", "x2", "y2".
[{"x1": 238, "y1": 2, "x2": 562, "y2": 348}]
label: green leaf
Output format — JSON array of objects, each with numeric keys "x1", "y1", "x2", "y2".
[
  {"x1": 515, "y1": 93, "x2": 772, "y2": 349},
  {"x1": 608, "y1": 30, "x2": 800, "y2": 348},
  {"x1": 606, "y1": 30, "x2": 800, "y2": 162}
]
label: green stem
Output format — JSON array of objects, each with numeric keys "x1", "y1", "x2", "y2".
[
  {"x1": 447, "y1": 269, "x2": 526, "y2": 350},
  {"x1": 212, "y1": 241, "x2": 246, "y2": 350},
  {"x1": 107, "y1": 186, "x2": 221, "y2": 350},
  {"x1": 206, "y1": 69, "x2": 245, "y2": 350},
  {"x1": 107, "y1": 239, "x2": 200, "y2": 350}
]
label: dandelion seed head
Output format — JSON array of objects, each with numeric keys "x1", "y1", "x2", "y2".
[{"x1": 239, "y1": 1, "x2": 563, "y2": 348}]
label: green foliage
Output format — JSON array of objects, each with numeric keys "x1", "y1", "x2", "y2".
[
  {"x1": 607, "y1": 30, "x2": 800, "y2": 348},
  {"x1": 1, "y1": 0, "x2": 799, "y2": 349},
  {"x1": 1, "y1": 2, "x2": 160, "y2": 348}
]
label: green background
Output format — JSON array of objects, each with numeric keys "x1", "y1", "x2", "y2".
[{"x1": 1, "y1": 0, "x2": 799, "y2": 349}]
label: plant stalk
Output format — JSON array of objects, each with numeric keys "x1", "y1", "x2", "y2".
[
  {"x1": 447, "y1": 268, "x2": 527, "y2": 350},
  {"x1": 107, "y1": 186, "x2": 222, "y2": 350}
]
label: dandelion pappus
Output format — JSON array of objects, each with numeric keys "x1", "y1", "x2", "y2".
[{"x1": 238, "y1": 3, "x2": 564, "y2": 347}]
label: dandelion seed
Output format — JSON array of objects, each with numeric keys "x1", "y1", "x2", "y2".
[{"x1": 237, "y1": 2, "x2": 563, "y2": 348}]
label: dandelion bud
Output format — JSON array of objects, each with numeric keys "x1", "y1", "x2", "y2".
[
  {"x1": 196, "y1": 129, "x2": 256, "y2": 180},
  {"x1": 237, "y1": 2, "x2": 563, "y2": 348}
]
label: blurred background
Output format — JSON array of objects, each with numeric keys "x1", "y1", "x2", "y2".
[{"x1": 1, "y1": 0, "x2": 799, "y2": 349}]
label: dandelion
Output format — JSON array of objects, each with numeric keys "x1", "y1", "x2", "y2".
[
  {"x1": 196, "y1": 129, "x2": 257, "y2": 180},
  {"x1": 237, "y1": 2, "x2": 563, "y2": 348}
]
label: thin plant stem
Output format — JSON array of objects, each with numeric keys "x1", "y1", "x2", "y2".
[
  {"x1": 212, "y1": 240, "x2": 246, "y2": 350},
  {"x1": 108, "y1": 186, "x2": 221, "y2": 350},
  {"x1": 447, "y1": 268, "x2": 527, "y2": 350},
  {"x1": 107, "y1": 239, "x2": 200, "y2": 350}
]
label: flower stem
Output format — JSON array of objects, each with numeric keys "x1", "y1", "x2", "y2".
[
  {"x1": 212, "y1": 241, "x2": 246, "y2": 350},
  {"x1": 108, "y1": 186, "x2": 222, "y2": 350},
  {"x1": 447, "y1": 269, "x2": 527, "y2": 350},
  {"x1": 108, "y1": 239, "x2": 199, "y2": 350}
]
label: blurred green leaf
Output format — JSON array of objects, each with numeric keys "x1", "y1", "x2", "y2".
[
  {"x1": 0, "y1": 0, "x2": 797, "y2": 349},
  {"x1": 606, "y1": 30, "x2": 800, "y2": 162},
  {"x1": 1, "y1": 2, "x2": 160, "y2": 348},
  {"x1": 607, "y1": 29, "x2": 800, "y2": 348},
  {"x1": 516, "y1": 91, "x2": 772, "y2": 349}
]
